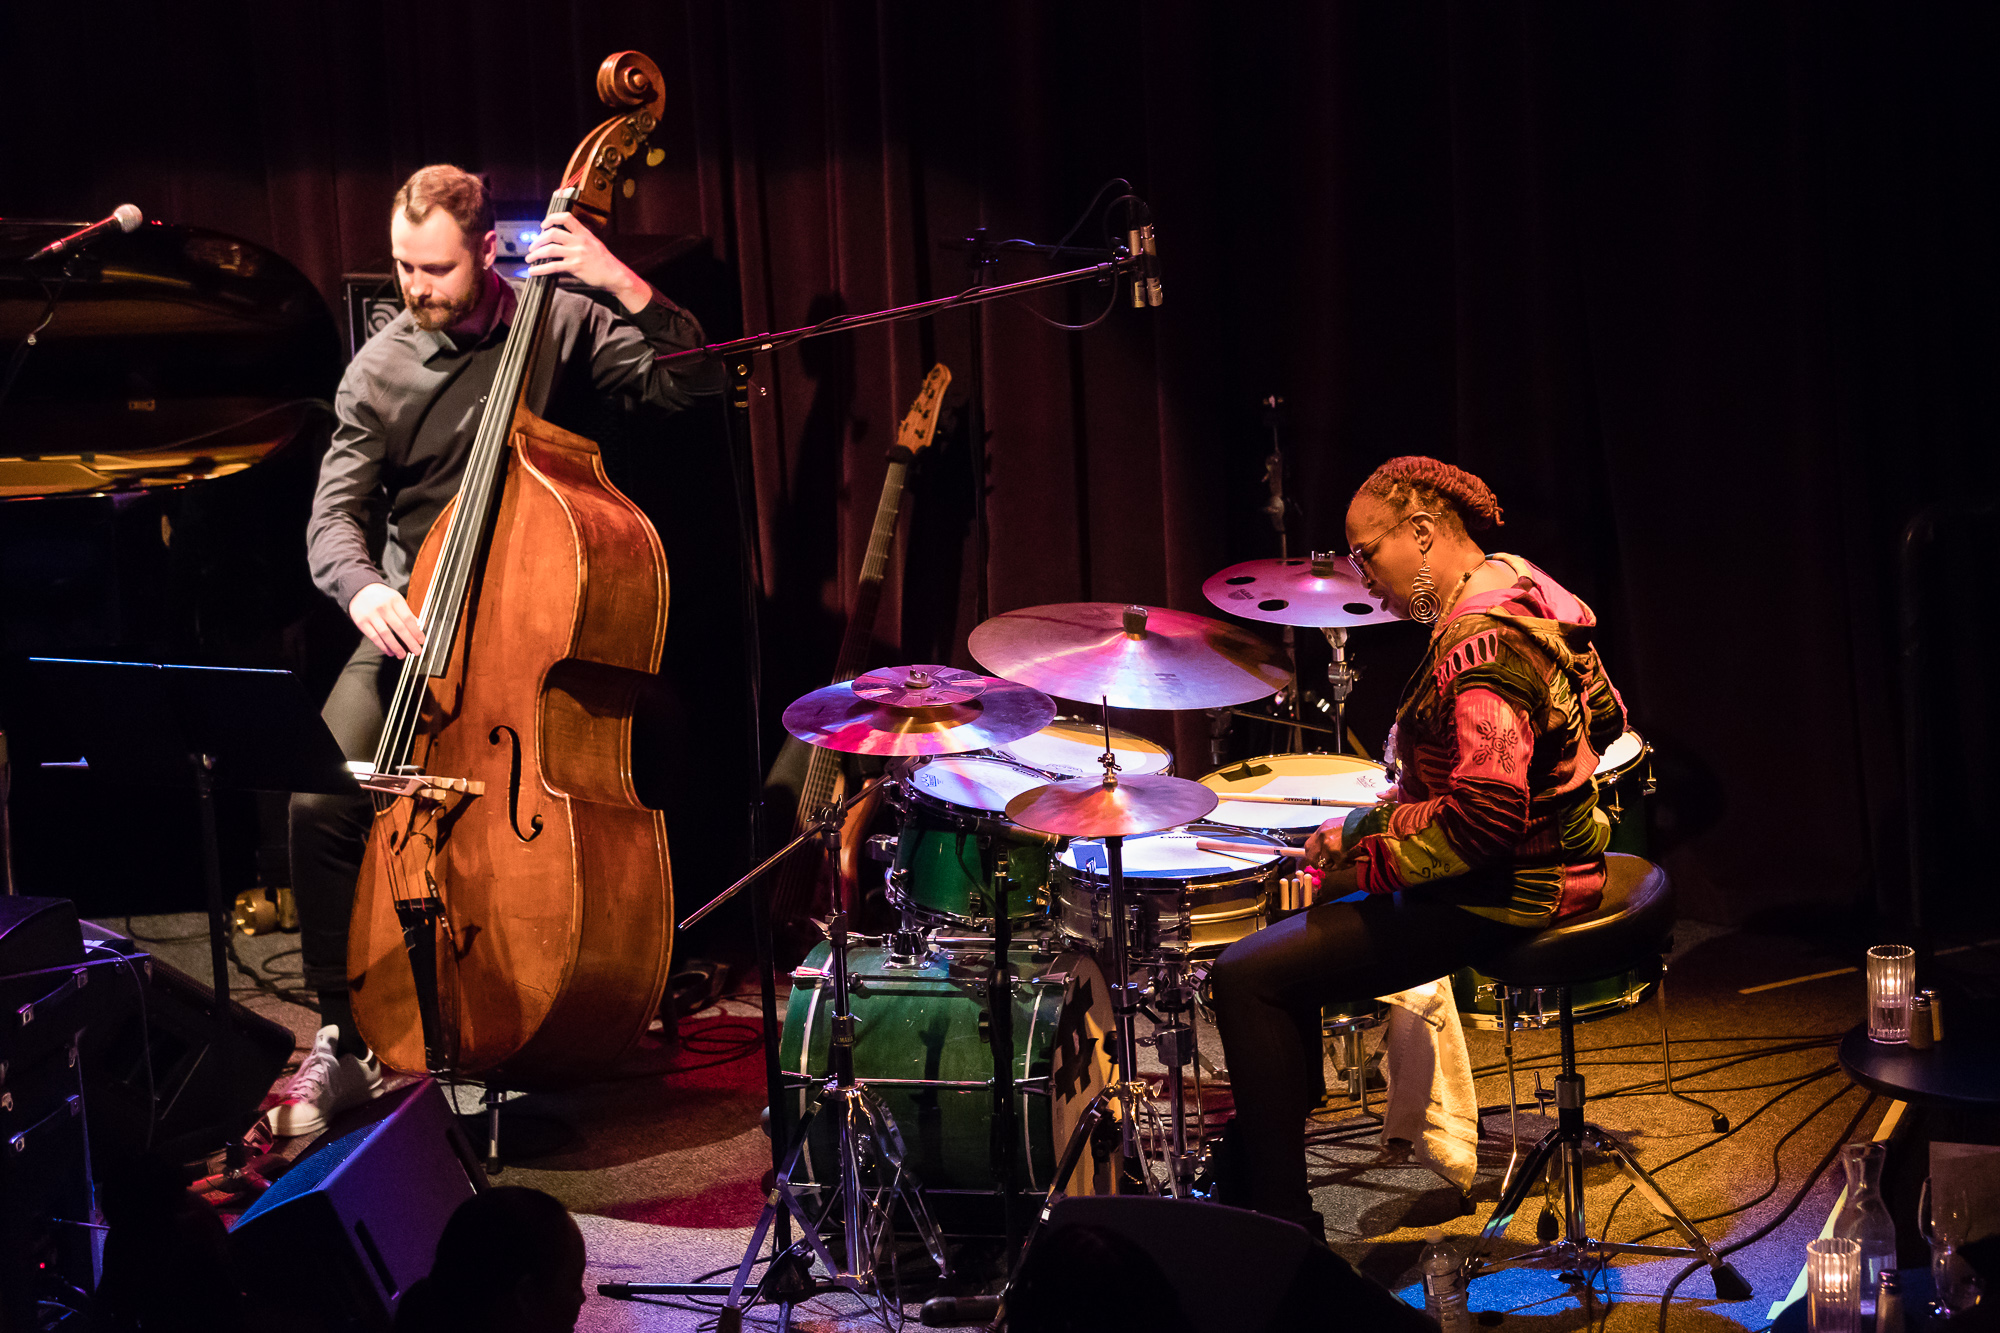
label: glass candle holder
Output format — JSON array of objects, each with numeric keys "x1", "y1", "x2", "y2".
[
  {"x1": 1807, "y1": 1237, "x2": 1862, "y2": 1333},
  {"x1": 1867, "y1": 945, "x2": 1915, "y2": 1043}
]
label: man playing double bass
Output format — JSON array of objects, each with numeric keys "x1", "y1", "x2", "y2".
[{"x1": 281, "y1": 164, "x2": 715, "y2": 1135}]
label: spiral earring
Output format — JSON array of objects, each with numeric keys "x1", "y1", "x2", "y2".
[{"x1": 1407, "y1": 553, "x2": 1441, "y2": 624}]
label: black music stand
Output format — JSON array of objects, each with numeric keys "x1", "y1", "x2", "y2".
[{"x1": 21, "y1": 658, "x2": 356, "y2": 1179}]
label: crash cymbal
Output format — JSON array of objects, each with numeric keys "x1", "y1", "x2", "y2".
[
  {"x1": 966, "y1": 603, "x2": 1291, "y2": 710},
  {"x1": 1005, "y1": 772, "x2": 1219, "y2": 838},
  {"x1": 782, "y1": 665, "x2": 1055, "y2": 756},
  {"x1": 1201, "y1": 554, "x2": 1399, "y2": 628}
]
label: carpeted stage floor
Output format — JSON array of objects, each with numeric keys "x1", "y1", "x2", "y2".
[{"x1": 125, "y1": 911, "x2": 1963, "y2": 1332}]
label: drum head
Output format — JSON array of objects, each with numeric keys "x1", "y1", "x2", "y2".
[
  {"x1": 1058, "y1": 829, "x2": 1285, "y2": 884},
  {"x1": 996, "y1": 717, "x2": 1174, "y2": 778},
  {"x1": 1199, "y1": 753, "x2": 1390, "y2": 831},
  {"x1": 906, "y1": 754, "x2": 1048, "y2": 816},
  {"x1": 1594, "y1": 729, "x2": 1647, "y2": 782}
]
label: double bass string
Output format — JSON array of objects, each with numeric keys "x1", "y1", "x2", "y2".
[
  {"x1": 371, "y1": 202, "x2": 565, "y2": 783},
  {"x1": 365, "y1": 203, "x2": 563, "y2": 917}
]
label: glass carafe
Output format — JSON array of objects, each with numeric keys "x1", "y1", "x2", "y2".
[{"x1": 1833, "y1": 1142, "x2": 1897, "y2": 1317}]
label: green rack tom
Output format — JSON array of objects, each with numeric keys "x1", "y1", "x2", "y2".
[{"x1": 887, "y1": 755, "x2": 1061, "y2": 928}]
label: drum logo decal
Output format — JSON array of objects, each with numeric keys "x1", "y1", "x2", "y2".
[{"x1": 1054, "y1": 979, "x2": 1103, "y2": 1094}]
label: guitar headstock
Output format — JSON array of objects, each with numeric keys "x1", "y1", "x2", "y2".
[{"x1": 894, "y1": 364, "x2": 954, "y2": 457}]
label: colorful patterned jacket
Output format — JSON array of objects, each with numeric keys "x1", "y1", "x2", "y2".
[{"x1": 1337, "y1": 554, "x2": 1628, "y2": 925}]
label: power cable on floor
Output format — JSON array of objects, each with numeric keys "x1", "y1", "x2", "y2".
[{"x1": 1652, "y1": 1092, "x2": 1876, "y2": 1331}]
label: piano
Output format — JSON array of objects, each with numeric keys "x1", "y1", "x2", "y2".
[{"x1": 0, "y1": 217, "x2": 342, "y2": 910}]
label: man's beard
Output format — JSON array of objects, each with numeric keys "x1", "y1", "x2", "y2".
[{"x1": 405, "y1": 269, "x2": 486, "y2": 332}]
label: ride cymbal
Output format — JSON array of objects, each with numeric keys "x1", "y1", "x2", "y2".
[
  {"x1": 966, "y1": 602, "x2": 1291, "y2": 710},
  {"x1": 1005, "y1": 773, "x2": 1220, "y2": 838},
  {"x1": 781, "y1": 664, "x2": 1055, "y2": 756},
  {"x1": 1201, "y1": 554, "x2": 1400, "y2": 628}
]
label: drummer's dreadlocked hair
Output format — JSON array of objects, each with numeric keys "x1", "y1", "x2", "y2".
[{"x1": 1358, "y1": 456, "x2": 1505, "y2": 535}]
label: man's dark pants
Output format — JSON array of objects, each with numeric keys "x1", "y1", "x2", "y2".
[{"x1": 288, "y1": 639, "x2": 396, "y2": 1052}]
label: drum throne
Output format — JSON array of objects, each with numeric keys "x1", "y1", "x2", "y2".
[{"x1": 1467, "y1": 854, "x2": 1753, "y2": 1300}]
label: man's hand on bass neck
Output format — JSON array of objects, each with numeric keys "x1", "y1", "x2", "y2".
[{"x1": 524, "y1": 213, "x2": 654, "y2": 314}]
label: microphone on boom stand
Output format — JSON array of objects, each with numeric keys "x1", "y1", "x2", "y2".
[
  {"x1": 1128, "y1": 221, "x2": 1162, "y2": 308},
  {"x1": 29, "y1": 204, "x2": 143, "y2": 262}
]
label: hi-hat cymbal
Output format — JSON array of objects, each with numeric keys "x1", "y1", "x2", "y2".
[
  {"x1": 782, "y1": 665, "x2": 1055, "y2": 756},
  {"x1": 1005, "y1": 773, "x2": 1219, "y2": 838},
  {"x1": 966, "y1": 603, "x2": 1291, "y2": 710},
  {"x1": 1202, "y1": 555, "x2": 1400, "y2": 628}
]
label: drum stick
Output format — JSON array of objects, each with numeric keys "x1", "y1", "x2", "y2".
[
  {"x1": 1208, "y1": 790, "x2": 1375, "y2": 808},
  {"x1": 1194, "y1": 838, "x2": 1308, "y2": 861}
]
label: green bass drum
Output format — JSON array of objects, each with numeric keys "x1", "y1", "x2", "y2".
[{"x1": 779, "y1": 943, "x2": 1116, "y2": 1205}]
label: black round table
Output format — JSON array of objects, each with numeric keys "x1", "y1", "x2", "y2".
[{"x1": 1838, "y1": 1024, "x2": 2000, "y2": 1109}]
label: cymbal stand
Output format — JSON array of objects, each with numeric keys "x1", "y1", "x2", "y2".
[
  {"x1": 1090, "y1": 699, "x2": 1155, "y2": 1195},
  {"x1": 711, "y1": 899, "x2": 951, "y2": 1331},
  {"x1": 1322, "y1": 625, "x2": 1360, "y2": 756},
  {"x1": 605, "y1": 780, "x2": 951, "y2": 1331}
]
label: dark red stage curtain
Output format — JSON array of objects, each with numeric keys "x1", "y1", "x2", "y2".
[{"x1": 4, "y1": 2, "x2": 1995, "y2": 926}]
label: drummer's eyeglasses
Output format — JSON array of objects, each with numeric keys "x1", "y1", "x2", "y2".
[{"x1": 1346, "y1": 510, "x2": 1431, "y2": 579}]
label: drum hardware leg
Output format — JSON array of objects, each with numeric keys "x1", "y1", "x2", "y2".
[
  {"x1": 1466, "y1": 984, "x2": 1751, "y2": 1305},
  {"x1": 1103, "y1": 834, "x2": 1147, "y2": 1186},
  {"x1": 988, "y1": 869, "x2": 1021, "y2": 1256},
  {"x1": 1496, "y1": 988, "x2": 1526, "y2": 1197},
  {"x1": 1654, "y1": 963, "x2": 1728, "y2": 1132},
  {"x1": 611, "y1": 779, "x2": 940, "y2": 1330}
]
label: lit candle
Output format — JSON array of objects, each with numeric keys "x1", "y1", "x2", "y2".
[
  {"x1": 1807, "y1": 1237, "x2": 1862, "y2": 1333},
  {"x1": 1866, "y1": 945, "x2": 1914, "y2": 1044}
]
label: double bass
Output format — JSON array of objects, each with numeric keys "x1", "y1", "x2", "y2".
[{"x1": 347, "y1": 52, "x2": 679, "y2": 1086}]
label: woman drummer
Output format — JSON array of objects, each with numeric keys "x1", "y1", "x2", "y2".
[{"x1": 1206, "y1": 455, "x2": 1629, "y2": 1237}]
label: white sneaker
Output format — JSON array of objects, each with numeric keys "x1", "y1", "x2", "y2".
[{"x1": 266, "y1": 1025, "x2": 385, "y2": 1138}]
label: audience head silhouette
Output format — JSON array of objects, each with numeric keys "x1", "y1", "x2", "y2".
[{"x1": 393, "y1": 1187, "x2": 586, "y2": 1333}]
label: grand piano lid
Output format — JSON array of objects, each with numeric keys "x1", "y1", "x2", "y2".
[{"x1": 0, "y1": 218, "x2": 342, "y2": 498}]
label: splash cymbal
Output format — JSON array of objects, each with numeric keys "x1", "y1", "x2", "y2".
[
  {"x1": 966, "y1": 602, "x2": 1291, "y2": 710},
  {"x1": 1201, "y1": 554, "x2": 1400, "y2": 628},
  {"x1": 1005, "y1": 773, "x2": 1220, "y2": 838},
  {"x1": 782, "y1": 665, "x2": 1055, "y2": 756}
]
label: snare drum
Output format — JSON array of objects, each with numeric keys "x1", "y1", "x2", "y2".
[
  {"x1": 780, "y1": 942, "x2": 1116, "y2": 1197},
  {"x1": 1052, "y1": 826, "x2": 1285, "y2": 960},
  {"x1": 1450, "y1": 959, "x2": 1661, "y2": 1032},
  {"x1": 995, "y1": 717, "x2": 1174, "y2": 778},
  {"x1": 1198, "y1": 752, "x2": 1391, "y2": 845},
  {"x1": 888, "y1": 754, "x2": 1059, "y2": 929},
  {"x1": 1593, "y1": 729, "x2": 1652, "y2": 855}
]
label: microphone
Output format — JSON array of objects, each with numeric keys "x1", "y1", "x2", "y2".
[
  {"x1": 1127, "y1": 222, "x2": 1162, "y2": 308},
  {"x1": 30, "y1": 204, "x2": 143, "y2": 262}
]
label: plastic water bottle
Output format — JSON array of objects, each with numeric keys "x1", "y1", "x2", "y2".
[{"x1": 1421, "y1": 1230, "x2": 1473, "y2": 1333}]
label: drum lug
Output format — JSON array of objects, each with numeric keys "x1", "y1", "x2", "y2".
[{"x1": 866, "y1": 834, "x2": 899, "y2": 864}]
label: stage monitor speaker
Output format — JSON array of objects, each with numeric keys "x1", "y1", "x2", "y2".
[
  {"x1": 231, "y1": 1079, "x2": 483, "y2": 1333},
  {"x1": 1008, "y1": 1195, "x2": 1436, "y2": 1333},
  {"x1": 75, "y1": 923, "x2": 296, "y2": 1170},
  {"x1": 342, "y1": 274, "x2": 400, "y2": 360}
]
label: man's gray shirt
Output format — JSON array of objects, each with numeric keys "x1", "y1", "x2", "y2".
[{"x1": 307, "y1": 276, "x2": 712, "y2": 612}]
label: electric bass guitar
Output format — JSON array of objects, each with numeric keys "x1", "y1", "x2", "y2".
[{"x1": 768, "y1": 363, "x2": 953, "y2": 931}]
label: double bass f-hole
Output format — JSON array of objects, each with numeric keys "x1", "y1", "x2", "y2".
[{"x1": 488, "y1": 724, "x2": 544, "y2": 843}]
